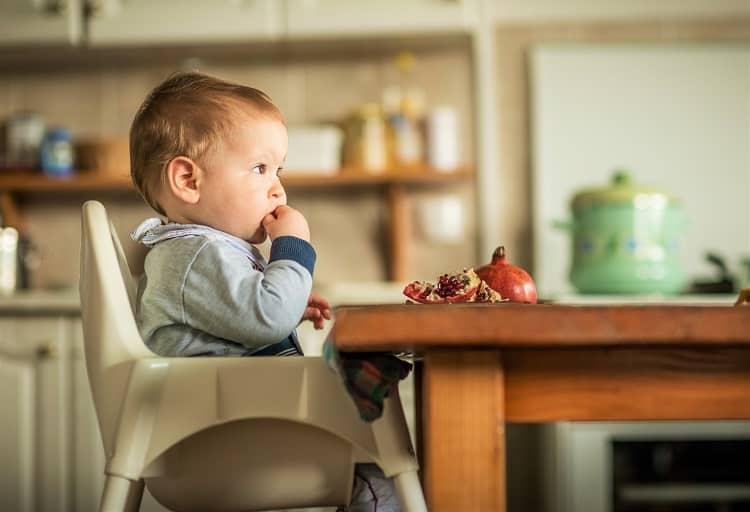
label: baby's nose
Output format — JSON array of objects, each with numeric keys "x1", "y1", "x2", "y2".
[{"x1": 270, "y1": 182, "x2": 286, "y2": 203}]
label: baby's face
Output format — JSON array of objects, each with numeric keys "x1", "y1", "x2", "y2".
[{"x1": 197, "y1": 114, "x2": 288, "y2": 243}]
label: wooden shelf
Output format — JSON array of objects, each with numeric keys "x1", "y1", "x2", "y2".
[
  {"x1": 0, "y1": 165, "x2": 472, "y2": 192},
  {"x1": 0, "y1": 165, "x2": 473, "y2": 281},
  {"x1": 0, "y1": 172, "x2": 133, "y2": 192}
]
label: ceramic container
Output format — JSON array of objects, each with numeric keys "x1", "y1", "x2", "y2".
[{"x1": 555, "y1": 171, "x2": 686, "y2": 294}]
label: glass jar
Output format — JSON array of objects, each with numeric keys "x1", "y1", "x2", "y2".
[{"x1": 344, "y1": 103, "x2": 389, "y2": 174}]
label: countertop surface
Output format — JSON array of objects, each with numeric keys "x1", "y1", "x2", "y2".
[{"x1": 0, "y1": 288, "x2": 81, "y2": 314}]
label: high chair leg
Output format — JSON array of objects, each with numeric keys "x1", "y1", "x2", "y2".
[
  {"x1": 393, "y1": 470, "x2": 428, "y2": 512},
  {"x1": 99, "y1": 475, "x2": 145, "y2": 512}
]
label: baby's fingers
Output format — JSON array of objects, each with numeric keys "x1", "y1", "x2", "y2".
[
  {"x1": 308, "y1": 292, "x2": 332, "y2": 309},
  {"x1": 303, "y1": 306, "x2": 319, "y2": 321},
  {"x1": 261, "y1": 213, "x2": 276, "y2": 227},
  {"x1": 302, "y1": 306, "x2": 328, "y2": 330},
  {"x1": 313, "y1": 316, "x2": 325, "y2": 330}
]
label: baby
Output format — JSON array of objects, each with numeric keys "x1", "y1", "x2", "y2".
[
  {"x1": 129, "y1": 72, "x2": 398, "y2": 510},
  {"x1": 130, "y1": 72, "x2": 330, "y2": 357}
]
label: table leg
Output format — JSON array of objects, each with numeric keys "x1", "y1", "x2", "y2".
[{"x1": 422, "y1": 349, "x2": 506, "y2": 511}]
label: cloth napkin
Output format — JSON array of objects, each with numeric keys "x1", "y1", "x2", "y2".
[{"x1": 323, "y1": 339, "x2": 412, "y2": 422}]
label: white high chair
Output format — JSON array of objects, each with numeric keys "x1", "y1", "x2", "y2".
[{"x1": 79, "y1": 200, "x2": 426, "y2": 512}]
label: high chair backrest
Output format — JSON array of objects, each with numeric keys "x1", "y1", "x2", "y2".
[{"x1": 79, "y1": 200, "x2": 154, "y2": 456}]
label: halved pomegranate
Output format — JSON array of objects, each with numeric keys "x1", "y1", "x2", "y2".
[
  {"x1": 403, "y1": 268, "x2": 506, "y2": 304},
  {"x1": 403, "y1": 268, "x2": 480, "y2": 303}
]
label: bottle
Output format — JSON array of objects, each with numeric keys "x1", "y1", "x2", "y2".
[
  {"x1": 426, "y1": 106, "x2": 459, "y2": 172},
  {"x1": 382, "y1": 51, "x2": 426, "y2": 169},
  {"x1": 344, "y1": 103, "x2": 388, "y2": 174},
  {"x1": 40, "y1": 127, "x2": 74, "y2": 177},
  {"x1": 0, "y1": 221, "x2": 19, "y2": 295}
]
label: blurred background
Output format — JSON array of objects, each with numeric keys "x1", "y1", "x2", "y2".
[
  {"x1": 2, "y1": 0, "x2": 750, "y2": 298},
  {"x1": 1, "y1": 1, "x2": 750, "y2": 511}
]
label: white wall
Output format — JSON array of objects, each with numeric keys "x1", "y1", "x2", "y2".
[{"x1": 529, "y1": 44, "x2": 750, "y2": 296}]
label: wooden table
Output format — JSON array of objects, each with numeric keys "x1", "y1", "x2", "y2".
[{"x1": 327, "y1": 303, "x2": 750, "y2": 512}]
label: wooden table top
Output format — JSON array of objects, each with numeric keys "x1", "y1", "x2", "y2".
[{"x1": 328, "y1": 303, "x2": 750, "y2": 351}]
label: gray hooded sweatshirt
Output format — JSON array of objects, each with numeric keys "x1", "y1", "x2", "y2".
[{"x1": 131, "y1": 219, "x2": 315, "y2": 357}]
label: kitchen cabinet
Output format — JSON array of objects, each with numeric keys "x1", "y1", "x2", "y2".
[
  {"x1": 0, "y1": 309, "x2": 172, "y2": 512},
  {"x1": 286, "y1": 0, "x2": 478, "y2": 38},
  {"x1": 0, "y1": 312, "x2": 143, "y2": 511},
  {"x1": 87, "y1": 0, "x2": 476, "y2": 46},
  {"x1": 0, "y1": 316, "x2": 72, "y2": 512},
  {"x1": 86, "y1": 0, "x2": 283, "y2": 46},
  {"x1": 0, "y1": 0, "x2": 83, "y2": 46},
  {"x1": 2, "y1": 0, "x2": 477, "y2": 47}
]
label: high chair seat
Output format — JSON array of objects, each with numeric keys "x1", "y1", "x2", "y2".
[{"x1": 79, "y1": 200, "x2": 426, "y2": 512}]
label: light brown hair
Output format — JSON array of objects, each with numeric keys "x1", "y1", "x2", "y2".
[{"x1": 130, "y1": 71, "x2": 282, "y2": 214}]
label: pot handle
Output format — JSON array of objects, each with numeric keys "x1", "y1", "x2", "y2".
[{"x1": 552, "y1": 219, "x2": 574, "y2": 231}]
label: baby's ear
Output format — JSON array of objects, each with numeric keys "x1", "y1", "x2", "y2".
[{"x1": 166, "y1": 156, "x2": 200, "y2": 204}]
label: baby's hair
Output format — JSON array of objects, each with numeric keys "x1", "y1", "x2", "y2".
[{"x1": 129, "y1": 71, "x2": 282, "y2": 215}]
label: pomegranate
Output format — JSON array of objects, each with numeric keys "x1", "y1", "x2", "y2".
[
  {"x1": 475, "y1": 246, "x2": 538, "y2": 304},
  {"x1": 403, "y1": 269, "x2": 507, "y2": 304}
]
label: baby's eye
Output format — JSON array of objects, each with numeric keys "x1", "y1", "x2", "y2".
[
  {"x1": 276, "y1": 167, "x2": 284, "y2": 177},
  {"x1": 252, "y1": 164, "x2": 265, "y2": 174}
]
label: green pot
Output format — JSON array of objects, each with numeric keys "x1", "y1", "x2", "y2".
[{"x1": 555, "y1": 171, "x2": 686, "y2": 295}]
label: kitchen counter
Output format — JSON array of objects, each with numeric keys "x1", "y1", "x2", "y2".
[
  {"x1": 0, "y1": 288, "x2": 81, "y2": 314},
  {"x1": 551, "y1": 292, "x2": 738, "y2": 305},
  {"x1": 0, "y1": 282, "x2": 406, "y2": 321},
  {"x1": 0, "y1": 281, "x2": 406, "y2": 321}
]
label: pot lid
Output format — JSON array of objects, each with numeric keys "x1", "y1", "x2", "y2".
[{"x1": 571, "y1": 170, "x2": 678, "y2": 211}]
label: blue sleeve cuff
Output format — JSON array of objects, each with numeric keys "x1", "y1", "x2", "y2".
[{"x1": 269, "y1": 236, "x2": 316, "y2": 276}]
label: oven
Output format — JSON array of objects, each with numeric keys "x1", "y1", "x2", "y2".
[{"x1": 541, "y1": 421, "x2": 750, "y2": 512}]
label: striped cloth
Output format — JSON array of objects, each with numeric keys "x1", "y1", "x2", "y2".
[
  {"x1": 247, "y1": 336, "x2": 301, "y2": 357},
  {"x1": 323, "y1": 339, "x2": 412, "y2": 422}
]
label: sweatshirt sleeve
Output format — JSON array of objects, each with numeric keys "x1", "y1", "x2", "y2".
[{"x1": 181, "y1": 237, "x2": 315, "y2": 348}]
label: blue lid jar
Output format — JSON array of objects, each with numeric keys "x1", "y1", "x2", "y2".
[{"x1": 41, "y1": 128, "x2": 74, "y2": 177}]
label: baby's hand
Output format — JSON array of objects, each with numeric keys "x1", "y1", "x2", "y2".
[
  {"x1": 262, "y1": 205, "x2": 310, "y2": 242},
  {"x1": 302, "y1": 291, "x2": 332, "y2": 330}
]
